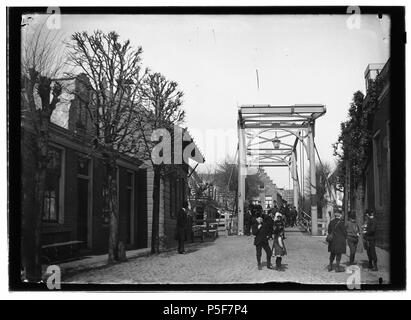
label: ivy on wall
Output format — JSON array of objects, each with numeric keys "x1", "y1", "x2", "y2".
[{"x1": 333, "y1": 77, "x2": 384, "y2": 190}]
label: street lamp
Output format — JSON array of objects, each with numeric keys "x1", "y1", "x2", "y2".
[{"x1": 273, "y1": 132, "x2": 281, "y2": 149}]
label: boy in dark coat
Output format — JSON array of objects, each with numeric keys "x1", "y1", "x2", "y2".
[
  {"x1": 327, "y1": 211, "x2": 347, "y2": 272},
  {"x1": 345, "y1": 212, "x2": 361, "y2": 265},
  {"x1": 252, "y1": 214, "x2": 274, "y2": 270}
]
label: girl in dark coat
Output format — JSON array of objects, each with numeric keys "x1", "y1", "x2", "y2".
[
  {"x1": 272, "y1": 212, "x2": 287, "y2": 271},
  {"x1": 327, "y1": 212, "x2": 347, "y2": 272}
]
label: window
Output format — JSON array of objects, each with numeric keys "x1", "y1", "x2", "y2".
[
  {"x1": 42, "y1": 146, "x2": 63, "y2": 223},
  {"x1": 176, "y1": 177, "x2": 181, "y2": 214},
  {"x1": 386, "y1": 121, "x2": 391, "y2": 188},
  {"x1": 170, "y1": 174, "x2": 176, "y2": 218},
  {"x1": 125, "y1": 171, "x2": 134, "y2": 244},
  {"x1": 43, "y1": 190, "x2": 57, "y2": 222},
  {"x1": 77, "y1": 156, "x2": 90, "y2": 176}
]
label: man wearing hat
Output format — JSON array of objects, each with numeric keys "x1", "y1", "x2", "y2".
[
  {"x1": 346, "y1": 211, "x2": 361, "y2": 265},
  {"x1": 327, "y1": 211, "x2": 347, "y2": 272},
  {"x1": 363, "y1": 210, "x2": 378, "y2": 271},
  {"x1": 252, "y1": 213, "x2": 274, "y2": 270}
]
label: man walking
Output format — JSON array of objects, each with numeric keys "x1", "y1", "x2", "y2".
[
  {"x1": 252, "y1": 213, "x2": 274, "y2": 270},
  {"x1": 345, "y1": 212, "x2": 361, "y2": 265},
  {"x1": 176, "y1": 201, "x2": 189, "y2": 254},
  {"x1": 363, "y1": 210, "x2": 378, "y2": 271}
]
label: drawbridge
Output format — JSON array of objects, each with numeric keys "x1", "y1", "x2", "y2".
[{"x1": 237, "y1": 104, "x2": 326, "y2": 235}]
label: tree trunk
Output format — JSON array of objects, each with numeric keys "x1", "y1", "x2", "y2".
[
  {"x1": 22, "y1": 132, "x2": 48, "y2": 282},
  {"x1": 106, "y1": 157, "x2": 119, "y2": 264},
  {"x1": 354, "y1": 180, "x2": 365, "y2": 226},
  {"x1": 151, "y1": 165, "x2": 161, "y2": 254},
  {"x1": 344, "y1": 160, "x2": 351, "y2": 223}
]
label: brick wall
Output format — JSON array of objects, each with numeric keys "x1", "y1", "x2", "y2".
[{"x1": 363, "y1": 79, "x2": 391, "y2": 250}]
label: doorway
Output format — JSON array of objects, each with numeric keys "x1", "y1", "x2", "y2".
[{"x1": 77, "y1": 177, "x2": 89, "y2": 247}]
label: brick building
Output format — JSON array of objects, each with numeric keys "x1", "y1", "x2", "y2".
[
  {"x1": 362, "y1": 59, "x2": 391, "y2": 249},
  {"x1": 21, "y1": 75, "x2": 204, "y2": 261}
]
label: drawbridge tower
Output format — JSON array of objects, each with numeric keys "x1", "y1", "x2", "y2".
[{"x1": 237, "y1": 104, "x2": 326, "y2": 235}]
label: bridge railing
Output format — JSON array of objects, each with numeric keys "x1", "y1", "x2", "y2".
[{"x1": 298, "y1": 211, "x2": 312, "y2": 233}]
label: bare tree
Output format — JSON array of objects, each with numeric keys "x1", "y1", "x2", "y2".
[
  {"x1": 304, "y1": 162, "x2": 333, "y2": 217},
  {"x1": 20, "y1": 15, "x2": 66, "y2": 281},
  {"x1": 137, "y1": 72, "x2": 185, "y2": 254},
  {"x1": 67, "y1": 30, "x2": 147, "y2": 263}
]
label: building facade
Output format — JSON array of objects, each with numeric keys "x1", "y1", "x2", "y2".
[
  {"x1": 21, "y1": 75, "x2": 204, "y2": 262},
  {"x1": 362, "y1": 60, "x2": 391, "y2": 249}
]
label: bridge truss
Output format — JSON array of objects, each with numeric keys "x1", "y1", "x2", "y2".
[{"x1": 237, "y1": 104, "x2": 326, "y2": 235}]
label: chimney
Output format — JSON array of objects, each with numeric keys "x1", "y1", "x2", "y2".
[
  {"x1": 68, "y1": 73, "x2": 94, "y2": 135},
  {"x1": 364, "y1": 63, "x2": 385, "y2": 91}
]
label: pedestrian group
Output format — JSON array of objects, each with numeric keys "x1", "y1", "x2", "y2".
[
  {"x1": 326, "y1": 209, "x2": 379, "y2": 272},
  {"x1": 250, "y1": 204, "x2": 287, "y2": 271}
]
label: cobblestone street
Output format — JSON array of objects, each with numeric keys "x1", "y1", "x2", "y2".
[{"x1": 63, "y1": 229, "x2": 390, "y2": 285}]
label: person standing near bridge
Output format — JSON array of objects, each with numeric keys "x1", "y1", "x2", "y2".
[
  {"x1": 176, "y1": 201, "x2": 189, "y2": 254},
  {"x1": 272, "y1": 212, "x2": 287, "y2": 271},
  {"x1": 290, "y1": 206, "x2": 297, "y2": 227},
  {"x1": 252, "y1": 214, "x2": 274, "y2": 270},
  {"x1": 244, "y1": 209, "x2": 252, "y2": 236},
  {"x1": 363, "y1": 210, "x2": 378, "y2": 271},
  {"x1": 327, "y1": 211, "x2": 347, "y2": 272},
  {"x1": 345, "y1": 212, "x2": 361, "y2": 265}
]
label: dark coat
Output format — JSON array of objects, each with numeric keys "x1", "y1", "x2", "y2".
[
  {"x1": 252, "y1": 215, "x2": 274, "y2": 246},
  {"x1": 364, "y1": 218, "x2": 377, "y2": 241},
  {"x1": 244, "y1": 212, "x2": 252, "y2": 225},
  {"x1": 327, "y1": 218, "x2": 347, "y2": 254},
  {"x1": 176, "y1": 208, "x2": 188, "y2": 240}
]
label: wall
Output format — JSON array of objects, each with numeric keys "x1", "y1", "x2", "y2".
[
  {"x1": 366, "y1": 89, "x2": 390, "y2": 249},
  {"x1": 21, "y1": 125, "x2": 148, "y2": 257}
]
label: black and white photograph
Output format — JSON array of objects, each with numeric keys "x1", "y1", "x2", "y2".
[{"x1": 6, "y1": 5, "x2": 406, "y2": 293}]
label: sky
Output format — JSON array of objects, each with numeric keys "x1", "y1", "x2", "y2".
[{"x1": 26, "y1": 13, "x2": 390, "y2": 189}]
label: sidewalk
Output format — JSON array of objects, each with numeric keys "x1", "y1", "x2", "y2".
[
  {"x1": 57, "y1": 239, "x2": 216, "y2": 280},
  {"x1": 55, "y1": 247, "x2": 151, "y2": 280}
]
